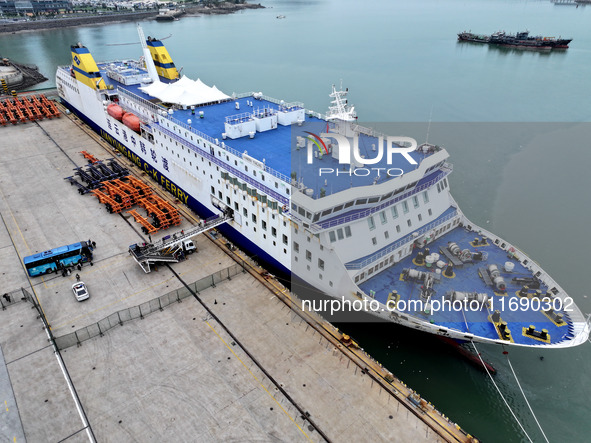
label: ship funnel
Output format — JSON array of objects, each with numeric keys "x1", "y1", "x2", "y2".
[
  {"x1": 70, "y1": 44, "x2": 107, "y2": 90},
  {"x1": 138, "y1": 24, "x2": 180, "y2": 81}
]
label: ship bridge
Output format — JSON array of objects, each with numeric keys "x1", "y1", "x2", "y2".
[{"x1": 290, "y1": 122, "x2": 444, "y2": 200}]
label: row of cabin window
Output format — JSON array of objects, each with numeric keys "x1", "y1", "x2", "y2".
[
  {"x1": 61, "y1": 78, "x2": 79, "y2": 94},
  {"x1": 436, "y1": 178, "x2": 448, "y2": 193},
  {"x1": 353, "y1": 218, "x2": 459, "y2": 284},
  {"x1": 354, "y1": 255, "x2": 399, "y2": 283},
  {"x1": 368, "y1": 190, "x2": 430, "y2": 231},
  {"x1": 329, "y1": 207, "x2": 434, "y2": 246},
  {"x1": 295, "y1": 174, "x2": 444, "y2": 222},
  {"x1": 328, "y1": 208, "x2": 433, "y2": 245},
  {"x1": 157, "y1": 135, "x2": 286, "y2": 201},
  {"x1": 212, "y1": 185, "x2": 290, "y2": 246},
  {"x1": 292, "y1": 239, "x2": 335, "y2": 286},
  {"x1": 292, "y1": 181, "x2": 434, "y2": 225},
  {"x1": 160, "y1": 126, "x2": 289, "y2": 195},
  {"x1": 215, "y1": 184, "x2": 284, "y2": 219},
  {"x1": 292, "y1": 242, "x2": 325, "y2": 270},
  {"x1": 372, "y1": 210, "x2": 433, "y2": 244},
  {"x1": 326, "y1": 189, "x2": 432, "y2": 244}
]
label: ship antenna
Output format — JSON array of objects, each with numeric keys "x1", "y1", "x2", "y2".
[{"x1": 425, "y1": 105, "x2": 433, "y2": 144}]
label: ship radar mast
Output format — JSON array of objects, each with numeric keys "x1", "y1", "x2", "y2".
[{"x1": 326, "y1": 81, "x2": 357, "y2": 121}]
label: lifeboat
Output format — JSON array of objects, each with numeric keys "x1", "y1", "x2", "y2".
[
  {"x1": 122, "y1": 112, "x2": 141, "y2": 133},
  {"x1": 106, "y1": 103, "x2": 124, "y2": 121}
]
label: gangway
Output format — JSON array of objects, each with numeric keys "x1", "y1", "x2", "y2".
[{"x1": 129, "y1": 213, "x2": 232, "y2": 273}]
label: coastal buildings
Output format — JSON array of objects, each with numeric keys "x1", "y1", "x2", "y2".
[{"x1": 0, "y1": 0, "x2": 71, "y2": 15}]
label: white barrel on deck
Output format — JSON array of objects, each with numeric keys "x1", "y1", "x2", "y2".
[
  {"x1": 431, "y1": 253, "x2": 440, "y2": 261},
  {"x1": 425, "y1": 255, "x2": 435, "y2": 268},
  {"x1": 504, "y1": 262, "x2": 515, "y2": 272}
]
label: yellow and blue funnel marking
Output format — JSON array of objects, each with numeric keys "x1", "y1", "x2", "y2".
[
  {"x1": 71, "y1": 46, "x2": 106, "y2": 90},
  {"x1": 146, "y1": 39, "x2": 179, "y2": 81}
]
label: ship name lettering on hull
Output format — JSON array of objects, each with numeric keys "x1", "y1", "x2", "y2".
[{"x1": 100, "y1": 130, "x2": 189, "y2": 204}]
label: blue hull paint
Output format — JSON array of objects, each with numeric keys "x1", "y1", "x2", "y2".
[{"x1": 61, "y1": 99, "x2": 291, "y2": 280}]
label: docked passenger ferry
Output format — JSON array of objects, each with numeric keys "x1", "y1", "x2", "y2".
[{"x1": 56, "y1": 26, "x2": 590, "y2": 349}]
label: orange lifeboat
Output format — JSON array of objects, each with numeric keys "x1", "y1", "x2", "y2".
[
  {"x1": 122, "y1": 112, "x2": 141, "y2": 133},
  {"x1": 107, "y1": 103, "x2": 124, "y2": 121}
]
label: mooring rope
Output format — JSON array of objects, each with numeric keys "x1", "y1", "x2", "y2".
[
  {"x1": 470, "y1": 341, "x2": 534, "y2": 443},
  {"x1": 504, "y1": 350, "x2": 550, "y2": 443}
]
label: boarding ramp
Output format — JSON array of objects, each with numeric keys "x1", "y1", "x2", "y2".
[{"x1": 129, "y1": 213, "x2": 232, "y2": 273}]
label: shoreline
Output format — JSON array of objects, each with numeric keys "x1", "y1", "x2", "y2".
[{"x1": 0, "y1": 2, "x2": 264, "y2": 35}]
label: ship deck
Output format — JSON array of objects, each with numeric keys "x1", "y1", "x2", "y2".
[
  {"x1": 359, "y1": 225, "x2": 574, "y2": 346},
  {"x1": 91, "y1": 62, "x2": 436, "y2": 198},
  {"x1": 290, "y1": 126, "x2": 428, "y2": 198}
]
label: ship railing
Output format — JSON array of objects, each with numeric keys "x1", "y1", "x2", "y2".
[
  {"x1": 164, "y1": 114, "x2": 292, "y2": 185},
  {"x1": 117, "y1": 87, "x2": 161, "y2": 116},
  {"x1": 155, "y1": 123, "x2": 289, "y2": 206},
  {"x1": 233, "y1": 91, "x2": 253, "y2": 99},
  {"x1": 263, "y1": 167, "x2": 291, "y2": 185},
  {"x1": 313, "y1": 168, "x2": 452, "y2": 231},
  {"x1": 225, "y1": 112, "x2": 254, "y2": 124},
  {"x1": 350, "y1": 123, "x2": 387, "y2": 140},
  {"x1": 278, "y1": 101, "x2": 304, "y2": 111},
  {"x1": 346, "y1": 210, "x2": 459, "y2": 270},
  {"x1": 233, "y1": 91, "x2": 302, "y2": 108},
  {"x1": 464, "y1": 220, "x2": 588, "y2": 325},
  {"x1": 305, "y1": 109, "x2": 328, "y2": 120},
  {"x1": 235, "y1": 93, "x2": 321, "y2": 118}
]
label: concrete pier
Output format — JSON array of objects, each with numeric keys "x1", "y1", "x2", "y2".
[{"x1": 0, "y1": 102, "x2": 473, "y2": 442}]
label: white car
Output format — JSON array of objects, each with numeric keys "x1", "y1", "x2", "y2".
[{"x1": 72, "y1": 282, "x2": 90, "y2": 301}]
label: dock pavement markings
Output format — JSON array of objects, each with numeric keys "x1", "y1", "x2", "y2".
[
  {"x1": 36, "y1": 253, "x2": 129, "y2": 291},
  {"x1": 0, "y1": 147, "x2": 53, "y2": 292},
  {"x1": 204, "y1": 320, "x2": 315, "y2": 443},
  {"x1": 0, "y1": 346, "x2": 26, "y2": 443},
  {"x1": 50, "y1": 272, "x2": 178, "y2": 330},
  {"x1": 49, "y1": 252, "x2": 225, "y2": 330}
]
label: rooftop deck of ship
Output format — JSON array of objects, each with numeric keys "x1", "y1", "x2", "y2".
[
  {"x1": 359, "y1": 224, "x2": 574, "y2": 346},
  {"x1": 290, "y1": 124, "x2": 430, "y2": 198},
  {"x1": 89, "y1": 62, "x2": 438, "y2": 198}
]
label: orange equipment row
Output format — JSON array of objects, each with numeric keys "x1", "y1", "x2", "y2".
[
  {"x1": 0, "y1": 94, "x2": 61, "y2": 126},
  {"x1": 88, "y1": 175, "x2": 179, "y2": 234},
  {"x1": 89, "y1": 175, "x2": 152, "y2": 213},
  {"x1": 137, "y1": 194, "x2": 181, "y2": 230},
  {"x1": 80, "y1": 150, "x2": 99, "y2": 164},
  {"x1": 90, "y1": 188, "x2": 131, "y2": 214},
  {"x1": 127, "y1": 210, "x2": 159, "y2": 234},
  {"x1": 126, "y1": 176, "x2": 152, "y2": 197}
]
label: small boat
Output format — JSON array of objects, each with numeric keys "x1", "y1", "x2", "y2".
[{"x1": 458, "y1": 30, "x2": 572, "y2": 50}]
